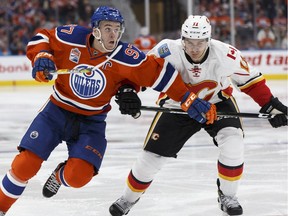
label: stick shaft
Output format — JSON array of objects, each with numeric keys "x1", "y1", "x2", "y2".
[{"x1": 140, "y1": 106, "x2": 275, "y2": 119}]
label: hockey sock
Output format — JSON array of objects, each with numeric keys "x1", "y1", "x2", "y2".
[
  {"x1": 126, "y1": 170, "x2": 152, "y2": 194},
  {"x1": 216, "y1": 127, "x2": 244, "y2": 196},
  {"x1": 124, "y1": 151, "x2": 167, "y2": 202},
  {"x1": 0, "y1": 150, "x2": 43, "y2": 212},
  {"x1": 218, "y1": 161, "x2": 244, "y2": 196},
  {"x1": 56, "y1": 158, "x2": 94, "y2": 188},
  {"x1": 55, "y1": 163, "x2": 69, "y2": 187},
  {"x1": 0, "y1": 171, "x2": 27, "y2": 212}
]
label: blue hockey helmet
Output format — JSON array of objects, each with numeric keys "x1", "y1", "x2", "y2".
[{"x1": 91, "y1": 6, "x2": 125, "y2": 29}]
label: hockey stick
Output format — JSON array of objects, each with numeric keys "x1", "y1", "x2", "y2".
[
  {"x1": 50, "y1": 67, "x2": 93, "y2": 74},
  {"x1": 49, "y1": 45, "x2": 123, "y2": 75},
  {"x1": 140, "y1": 106, "x2": 277, "y2": 119}
]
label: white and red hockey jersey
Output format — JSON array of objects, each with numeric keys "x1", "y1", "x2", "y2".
[{"x1": 149, "y1": 38, "x2": 272, "y2": 108}]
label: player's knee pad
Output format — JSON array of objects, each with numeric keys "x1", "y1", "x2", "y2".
[
  {"x1": 215, "y1": 127, "x2": 244, "y2": 165},
  {"x1": 132, "y1": 150, "x2": 168, "y2": 182},
  {"x1": 63, "y1": 158, "x2": 94, "y2": 188},
  {"x1": 11, "y1": 150, "x2": 43, "y2": 182}
]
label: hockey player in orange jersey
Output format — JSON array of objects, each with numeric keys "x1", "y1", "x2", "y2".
[
  {"x1": 0, "y1": 6, "x2": 217, "y2": 215},
  {"x1": 134, "y1": 26, "x2": 157, "y2": 54}
]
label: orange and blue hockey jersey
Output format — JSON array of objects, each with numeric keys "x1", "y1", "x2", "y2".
[{"x1": 26, "y1": 25, "x2": 188, "y2": 115}]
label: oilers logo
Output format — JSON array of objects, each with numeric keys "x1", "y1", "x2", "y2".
[{"x1": 70, "y1": 66, "x2": 106, "y2": 99}]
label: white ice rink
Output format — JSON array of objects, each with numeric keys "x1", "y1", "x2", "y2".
[{"x1": 0, "y1": 80, "x2": 287, "y2": 216}]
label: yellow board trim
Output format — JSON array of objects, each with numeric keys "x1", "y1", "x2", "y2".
[
  {"x1": 263, "y1": 74, "x2": 288, "y2": 80},
  {"x1": 0, "y1": 80, "x2": 54, "y2": 86},
  {"x1": 0, "y1": 73, "x2": 287, "y2": 87},
  {"x1": 0, "y1": 74, "x2": 286, "y2": 87}
]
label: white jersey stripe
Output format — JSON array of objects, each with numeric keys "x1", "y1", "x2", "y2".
[
  {"x1": 52, "y1": 86, "x2": 109, "y2": 111},
  {"x1": 6, "y1": 171, "x2": 27, "y2": 187}
]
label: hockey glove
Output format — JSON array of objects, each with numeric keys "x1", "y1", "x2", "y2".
[
  {"x1": 259, "y1": 96, "x2": 288, "y2": 128},
  {"x1": 115, "y1": 84, "x2": 142, "y2": 119},
  {"x1": 181, "y1": 91, "x2": 217, "y2": 124},
  {"x1": 32, "y1": 52, "x2": 56, "y2": 82}
]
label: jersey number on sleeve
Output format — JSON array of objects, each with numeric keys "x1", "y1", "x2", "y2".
[
  {"x1": 125, "y1": 44, "x2": 140, "y2": 59},
  {"x1": 60, "y1": 25, "x2": 76, "y2": 34}
]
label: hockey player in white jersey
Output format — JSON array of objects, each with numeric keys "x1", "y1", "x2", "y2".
[{"x1": 109, "y1": 15, "x2": 287, "y2": 216}]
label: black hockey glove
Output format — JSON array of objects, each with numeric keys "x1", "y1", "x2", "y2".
[
  {"x1": 115, "y1": 84, "x2": 141, "y2": 119},
  {"x1": 260, "y1": 97, "x2": 288, "y2": 128}
]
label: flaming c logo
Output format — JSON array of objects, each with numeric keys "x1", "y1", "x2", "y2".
[{"x1": 186, "y1": 80, "x2": 218, "y2": 101}]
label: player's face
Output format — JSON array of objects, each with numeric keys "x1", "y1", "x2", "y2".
[
  {"x1": 183, "y1": 38, "x2": 208, "y2": 62},
  {"x1": 98, "y1": 21, "x2": 122, "y2": 50}
]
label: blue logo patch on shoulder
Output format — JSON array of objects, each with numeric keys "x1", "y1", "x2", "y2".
[{"x1": 158, "y1": 43, "x2": 171, "y2": 58}]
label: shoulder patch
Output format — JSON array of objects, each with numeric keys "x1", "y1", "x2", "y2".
[{"x1": 158, "y1": 43, "x2": 171, "y2": 58}]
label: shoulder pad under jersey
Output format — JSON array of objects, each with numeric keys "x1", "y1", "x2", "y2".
[
  {"x1": 112, "y1": 41, "x2": 147, "y2": 66},
  {"x1": 211, "y1": 39, "x2": 241, "y2": 57},
  {"x1": 55, "y1": 25, "x2": 92, "y2": 47},
  {"x1": 210, "y1": 39, "x2": 242, "y2": 67}
]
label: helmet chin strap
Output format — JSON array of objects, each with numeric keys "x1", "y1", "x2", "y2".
[{"x1": 93, "y1": 28, "x2": 115, "y2": 52}]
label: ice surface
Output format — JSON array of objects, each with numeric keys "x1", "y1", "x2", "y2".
[{"x1": 0, "y1": 80, "x2": 287, "y2": 216}]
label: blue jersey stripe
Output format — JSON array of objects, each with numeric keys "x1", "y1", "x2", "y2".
[
  {"x1": 30, "y1": 35, "x2": 44, "y2": 42},
  {"x1": 153, "y1": 62, "x2": 176, "y2": 92}
]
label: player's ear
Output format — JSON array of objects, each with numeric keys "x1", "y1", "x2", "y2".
[{"x1": 93, "y1": 28, "x2": 100, "y2": 38}]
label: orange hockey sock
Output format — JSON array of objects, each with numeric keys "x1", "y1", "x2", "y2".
[
  {"x1": 0, "y1": 150, "x2": 43, "y2": 212},
  {"x1": 56, "y1": 158, "x2": 94, "y2": 188},
  {"x1": 0, "y1": 171, "x2": 27, "y2": 212}
]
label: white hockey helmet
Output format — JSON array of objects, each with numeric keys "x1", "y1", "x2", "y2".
[{"x1": 181, "y1": 15, "x2": 211, "y2": 40}]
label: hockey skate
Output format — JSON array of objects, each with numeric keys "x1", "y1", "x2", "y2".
[
  {"x1": 217, "y1": 179, "x2": 243, "y2": 215},
  {"x1": 109, "y1": 196, "x2": 139, "y2": 216},
  {"x1": 42, "y1": 162, "x2": 65, "y2": 198}
]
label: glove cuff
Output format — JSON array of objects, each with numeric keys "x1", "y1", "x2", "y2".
[
  {"x1": 181, "y1": 91, "x2": 197, "y2": 112},
  {"x1": 33, "y1": 52, "x2": 54, "y2": 65},
  {"x1": 260, "y1": 96, "x2": 288, "y2": 115},
  {"x1": 117, "y1": 84, "x2": 136, "y2": 94},
  {"x1": 260, "y1": 96, "x2": 274, "y2": 114}
]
